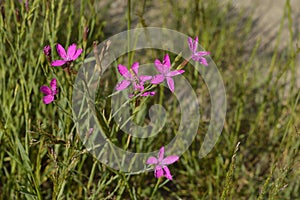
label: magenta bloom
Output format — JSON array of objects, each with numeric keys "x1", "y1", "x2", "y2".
[
  {"x1": 40, "y1": 78, "x2": 58, "y2": 104},
  {"x1": 188, "y1": 36, "x2": 210, "y2": 66},
  {"x1": 151, "y1": 54, "x2": 185, "y2": 92},
  {"x1": 51, "y1": 43, "x2": 83, "y2": 67},
  {"x1": 146, "y1": 146, "x2": 179, "y2": 180},
  {"x1": 115, "y1": 62, "x2": 154, "y2": 96}
]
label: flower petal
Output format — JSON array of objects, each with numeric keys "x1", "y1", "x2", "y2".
[
  {"x1": 150, "y1": 74, "x2": 165, "y2": 84},
  {"x1": 115, "y1": 80, "x2": 131, "y2": 91},
  {"x1": 163, "y1": 166, "x2": 173, "y2": 180},
  {"x1": 199, "y1": 58, "x2": 209, "y2": 66},
  {"x1": 72, "y1": 49, "x2": 83, "y2": 60},
  {"x1": 188, "y1": 37, "x2": 194, "y2": 52},
  {"x1": 149, "y1": 91, "x2": 156, "y2": 96},
  {"x1": 154, "y1": 59, "x2": 164, "y2": 74},
  {"x1": 141, "y1": 91, "x2": 156, "y2": 96},
  {"x1": 195, "y1": 51, "x2": 210, "y2": 57},
  {"x1": 139, "y1": 75, "x2": 152, "y2": 83},
  {"x1": 166, "y1": 77, "x2": 175, "y2": 92},
  {"x1": 163, "y1": 54, "x2": 171, "y2": 67},
  {"x1": 158, "y1": 146, "x2": 164, "y2": 162},
  {"x1": 161, "y1": 155, "x2": 179, "y2": 165},
  {"x1": 193, "y1": 36, "x2": 198, "y2": 52},
  {"x1": 117, "y1": 64, "x2": 131, "y2": 78},
  {"x1": 40, "y1": 86, "x2": 51, "y2": 95},
  {"x1": 43, "y1": 95, "x2": 54, "y2": 104},
  {"x1": 131, "y1": 62, "x2": 139, "y2": 75},
  {"x1": 56, "y1": 44, "x2": 67, "y2": 59},
  {"x1": 51, "y1": 60, "x2": 67, "y2": 67},
  {"x1": 154, "y1": 166, "x2": 164, "y2": 178},
  {"x1": 167, "y1": 70, "x2": 185, "y2": 77},
  {"x1": 50, "y1": 78, "x2": 57, "y2": 93},
  {"x1": 67, "y1": 44, "x2": 77, "y2": 59},
  {"x1": 146, "y1": 156, "x2": 158, "y2": 164}
]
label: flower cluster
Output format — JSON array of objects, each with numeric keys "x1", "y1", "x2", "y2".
[
  {"x1": 115, "y1": 37, "x2": 210, "y2": 99},
  {"x1": 111, "y1": 37, "x2": 207, "y2": 180},
  {"x1": 115, "y1": 62, "x2": 154, "y2": 97},
  {"x1": 40, "y1": 43, "x2": 83, "y2": 104},
  {"x1": 116, "y1": 54, "x2": 185, "y2": 96}
]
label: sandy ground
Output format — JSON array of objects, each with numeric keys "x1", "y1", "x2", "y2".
[
  {"x1": 232, "y1": 0, "x2": 299, "y2": 51},
  {"x1": 231, "y1": 0, "x2": 300, "y2": 88}
]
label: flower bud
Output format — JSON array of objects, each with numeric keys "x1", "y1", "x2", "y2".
[
  {"x1": 43, "y1": 45, "x2": 52, "y2": 63},
  {"x1": 43, "y1": 45, "x2": 51, "y2": 56},
  {"x1": 83, "y1": 26, "x2": 89, "y2": 42}
]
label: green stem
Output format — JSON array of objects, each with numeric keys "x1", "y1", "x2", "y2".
[
  {"x1": 150, "y1": 178, "x2": 161, "y2": 200},
  {"x1": 127, "y1": 0, "x2": 131, "y2": 65}
]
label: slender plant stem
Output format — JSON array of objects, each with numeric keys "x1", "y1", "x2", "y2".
[{"x1": 150, "y1": 178, "x2": 161, "y2": 200}]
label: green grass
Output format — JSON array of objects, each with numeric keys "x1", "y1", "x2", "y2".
[{"x1": 0, "y1": 0, "x2": 299, "y2": 199}]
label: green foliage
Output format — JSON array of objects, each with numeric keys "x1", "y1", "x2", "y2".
[{"x1": 0, "y1": 0, "x2": 299, "y2": 199}]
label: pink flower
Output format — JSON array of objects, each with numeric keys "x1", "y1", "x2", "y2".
[
  {"x1": 40, "y1": 78, "x2": 58, "y2": 104},
  {"x1": 146, "y1": 146, "x2": 179, "y2": 180},
  {"x1": 151, "y1": 54, "x2": 185, "y2": 92},
  {"x1": 188, "y1": 36, "x2": 210, "y2": 66},
  {"x1": 51, "y1": 43, "x2": 83, "y2": 67},
  {"x1": 115, "y1": 62, "x2": 155, "y2": 97}
]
